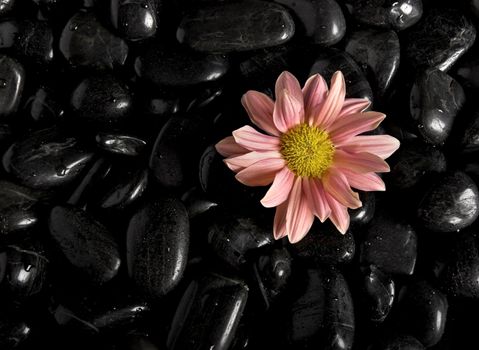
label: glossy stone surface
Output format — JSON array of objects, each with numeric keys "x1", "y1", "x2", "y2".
[
  {"x1": 396, "y1": 281, "x2": 448, "y2": 347},
  {"x1": 309, "y1": 48, "x2": 373, "y2": 102},
  {"x1": 0, "y1": 55, "x2": 25, "y2": 119},
  {"x1": 110, "y1": 0, "x2": 158, "y2": 41},
  {"x1": 361, "y1": 265, "x2": 394, "y2": 322},
  {"x1": 127, "y1": 198, "x2": 189, "y2": 299},
  {"x1": 0, "y1": 314, "x2": 31, "y2": 349},
  {"x1": 167, "y1": 273, "x2": 249, "y2": 350},
  {"x1": 0, "y1": 0, "x2": 14, "y2": 16},
  {"x1": 177, "y1": 2, "x2": 295, "y2": 53},
  {"x1": 275, "y1": 0, "x2": 345, "y2": 46},
  {"x1": 0, "y1": 181, "x2": 40, "y2": 237},
  {"x1": 135, "y1": 44, "x2": 229, "y2": 87},
  {"x1": 360, "y1": 211, "x2": 417, "y2": 275},
  {"x1": 24, "y1": 85, "x2": 65, "y2": 123},
  {"x1": 2, "y1": 128, "x2": 94, "y2": 190},
  {"x1": 49, "y1": 205, "x2": 121, "y2": 284},
  {"x1": 70, "y1": 74, "x2": 133, "y2": 129},
  {"x1": 291, "y1": 222, "x2": 355, "y2": 264},
  {"x1": 59, "y1": 11, "x2": 128, "y2": 70},
  {"x1": 404, "y1": 9, "x2": 476, "y2": 71},
  {"x1": 95, "y1": 133, "x2": 146, "y2": 156},
  {"x1": 410, "y1": 68, "x2": 465, "y2": 144},
  {"x1": 344, "y1": 29, "x2": 399, "y2": 98},
  {"x1": 207, "y1": 212, "x2": 273, "y2": 269},
  {"x1": 287, "y1": 267, "x2": 354, "y2": 349},
  {"x1": 349, "y1": 191, "x2": 375, "y2": 226},
  {"x1": 181, "y1": 187, "x2": 218, "y2": 219},
  {"x1": 417, "y1": 171, "x2": 479, "y2": 232}
]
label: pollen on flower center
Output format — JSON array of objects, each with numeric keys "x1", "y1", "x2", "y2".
[{"x1": 280, "y1": 123, "x2": 335, "y2": 178}]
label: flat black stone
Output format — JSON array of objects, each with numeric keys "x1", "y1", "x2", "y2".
[
  {"x1": 95, "y1": 133, "x2": 146, "y2": 157},
  {"x1": 177, "y1": 1, "x2": 295, "y2": 53},
  {"x1": 404, "y1": 9, "x2": 476, "y2": 72},
  {"x1": 110, "y1": 0, "x2": 158, "y2": 41},
  {"x1": 0, "y1": 55, "x2": 25, "y2": 120}
]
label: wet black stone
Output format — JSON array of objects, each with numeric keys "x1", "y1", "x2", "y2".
[
  {"x1": 404, "y1": 9, "x2": 476, "y2": 72},
  {"x1": 167, "y1": 273, "x2": 249, "y2": 350},
  {"x1": 135, "y1": 44, "x2": 229, "y2": 88},
  {"x1": 292, "y1": 222, "x2": 355, "y2": 264},
  {"x1": 0, "y1": 181, "x2": 40, "y2": 238},
  {"x1": 110, "y1": 0, "x2": 158, "y2": 41},
  {"x1": 2, "y1": 127, "x2": 94, "y2": 190},
  {"x1": 0, "y1": 313, "x2": 31, "y2": 349},
  {"x1": 454, "y1": 46, "x2": 479, "y2": 90},
  {"x1": 360, "y1": 211, "x2": 417, "y2": 275},
  {"x1": 177, "y1": 1, "x2": 295, "y2": 53},
  {"x1": 59, "y1": 11, "x2": 129, "y2": 70},
  {"x1": 0, "y1": 0, "x2": 14, "y2": 16},
  {"x1": 127, "y1": 197, "x2": 189, "y2": 299},
  {"x1": 309, "y1": 48, "x2": 373, "y2": 102},
  {"x1": 370, "y1": 335, "x2": 425, "y2": 350},
  {"x1": 348, "y1": 0, "x2": 423, "y2": 30},
  {"x1": 344, "y1": 29, "x2": 400, "y2": 98},
  {"x1": 287, "y1": 267, "x2": 354, "y2": 349},
  {"x1": 207, "y1": 213, "x2": 273, "y2": 269},
  {"x1": 361, "y1": 265, "x2": 394, "y2": 322},
  {"x1": 24, "y1": 85, "x2": 65, "y2": 124},
  {"x1": 396, "y1": 280, "x2": 448, "y2": 347},
  {"x1": 387, "y1": 140, "x2": 447, "y2": 190},
  {"x1": 349, "y1": 191, "x2": 376, "y2": 226},
  {"x1": 70, "y1": 74, "x2": 133, "y2": 130},
  {"x1": 181, "y1": 187, "x2": 218, "y2": 219},
  {"x1": 95, "y1": 133, "x2": 146, "y2": 157},
  {"x1": 5, "y1": 237, "x2": 48, "y2": 298},
  {"x1": 48, "y1": 205, "x2": 121, "y2": 285},
  {"x1": 417, "y1": 171, "x2": 479, "y2": 233},
  {"x1": 275, "y1": 0, "x2": 345, "y2": 46},
  {"x1": 0, "y1": 55, "x2": 25, "y2": 119},
  {"x1": 458, "y1": 108, "x2": 479, "y2": 154},
  {"x1": 410, "y1": 68, "x2": 465, "y2": 144}
]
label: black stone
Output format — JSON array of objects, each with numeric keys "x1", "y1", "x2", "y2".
[
  {"x1": 59, "y1": 11, "x2": 129, "y2": 70},
  {"x1": 0, "y1": 55, "x2": 25, "y2": 119},
  {"x1": 360, "y1": 211, "x2": 417, "y2": 275},
  {"x1": 410, "y1": 68, "x2": 465, "y2": 144},
  {"x1": 370, "y1": 335, "x2": 425, "y2": 350},
  {"x1": 135, "y1": 44, "x2": 229, "y2": 88},
  {"x1": 396, "y1": 280, "x2": 448, "y2": 347},
  {"x1": 458, "y1": 108, "x2": 479, "y2": 154},
  {"x1": 292, "y1": 222, "x2": 355, "y2": 264},
  {"x1": 124, "y1": 335, "x2": 159, "y2": 350},
  {"x1": 275, "y1": 0, "x2": 345, "y2": 46},
  {"x1": 70, "y1": 74, "x2": 133, "y2": 129},
  {"x1": 207, "y1": 213, "x2": 273, "y2": 269},
  {"x1": 0, "y1": 252, "x2": 5, "y2": 284},
  {"x1": 344, "y1": 29, "x2": 400, "y2": 98},
  {"x1": 404, "y1": 9, "x2": 476, "y2": 72},
  {"x1": 181, "y1": 187, "x2": 218, "y2": 219},
  {"x1": 95, "y1": 133, "x2": 146, "y2": 157},
  {"x1": 349, "y1": 191, "x2": 375, "y2": 226},
  {"x1": 2, "y1": 127, "x2": 94, "y2": 190},
  {"x1": 0, "y1": 313, "x2": 31, "y2": 349},
  {"x1": 361, "y1": 265, "x2": 394, "y2": 322},
  {"x1": 24, "y1": 85, "x2": 65, "y2": 124},
  {"x1": 348, "y1": 0, "x2": 423, "y2": 30},
  {"x1": 48, "y1": 205, "x2": 121, "y2": 285},
  {"x1": 177, "y1": 1, "x2": 295, "y2": 53},
  {"x1": 127, "y1": 197, "x2": 189, "y2": 299},
  {"x1": 0, "y1": 0, "x2": 14, "y2": 16},
  {"x1": 309, "y1": 48, "x2": 373, "y2": 102},
  {"x1": 167, "y1": 273, "x2": 249, "y2": 350},
  {"x1": 417, "y1": 171, "x2": 479, "y2": 232},
  {"x1": 110, "y1": 0, "x2": 158, "y2": 41}
]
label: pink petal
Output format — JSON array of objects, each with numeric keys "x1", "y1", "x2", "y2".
[
  {"x1": 302, "y1": 73, "x2": 328, "y2": 123},
  {"x1": 275, "y1": 71, "x2": 304, "y2": 109},
  {"x1": 241, "y1": 91, "x2": 280, "y2": 136},
  {"x1": 273, "y1": 89, "x2": 304, "y2": 133},
  {"x1": 343, "y1": 169, "x2": 386, "y2": 191},
  {"x1": 334, "y1": 150, "x2": 390, "y2": 173},
  {"x1": 232, "y1": 125, "x2": 280, "y2": 152},
  {"x1": 324, "y1": 192, "x2": 350, "y2": 234},
  {"x1": 261, "y1": 167, "x2": 295, "y2": 208},
  {"x1": 303, "y1": 178, "x2": 331, "y2": 222},
  {"x1": 286, "y1": 178, "x2": 315, "y2": 243},
  {"x1": 338, "y1": 98, "x2": 371, "y2": 118},
  {"x1": 273, "y1": 201, "x2": 288, "y2": 240},
  {"x1": 235, "y1": 158, "x2": 285, "y2": 186},
  {"x1": 215, "y1": 136, "x2": 248, "y2": 157},
  {"x1": 224, "y1": 150, "x2": 282, "y2": 172},
  {"x1": 323, "y1": 169, "x2": 362, "y2": 209},
  {"x1": 328, "y1": 111, "x2": 386, "y2": 144},
  {"x1": 338, "y1": 135, "x2": 400, "y2": 159},
  {"x1": 311, "y1": 71, "x2": 346, "y2": 128}
]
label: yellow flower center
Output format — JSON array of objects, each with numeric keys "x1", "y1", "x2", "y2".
[{"x1": 280, "y1": 124, "x2": 335, "y2": 178}]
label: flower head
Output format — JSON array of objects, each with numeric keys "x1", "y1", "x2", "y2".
[{"x1": 216, "y1": 71, "x2": 400, "y2": 243}]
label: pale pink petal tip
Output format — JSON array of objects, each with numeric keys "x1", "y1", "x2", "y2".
[
  {"x1": 241, "y1": 91, "x2": 279, "y2": 136},
  {"x1": 215, "y1": 136, "x2": 248, "y2": 157}
]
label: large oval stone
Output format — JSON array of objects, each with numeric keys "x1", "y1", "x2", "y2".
[
  {"x1": 110, "y1": 0, "x2": 158, "y2": 41},
  {"x1": 177, "y1": 1, "x2": 295, "y2": 53},
  {"x1": 127, "y1": 197, "x2": 189, "y2": 299},
  {"x1": 0, "y1": 55, "x2": 25, "y2": 119}
]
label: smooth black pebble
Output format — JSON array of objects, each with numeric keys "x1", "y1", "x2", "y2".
[
  {"x1": 110, "y1": 0, "x2": 158, "y2": 41},
  {"x1": 0, "y1": 55, "x2": 25, "y2": 119},
  {"x1": 361, "y1": 265, "x2": 395, "y2": 322}
]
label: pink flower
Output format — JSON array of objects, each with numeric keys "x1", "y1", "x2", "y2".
[{"x1": 215, "y1": 71, "x2": 400, "y2": 243}]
